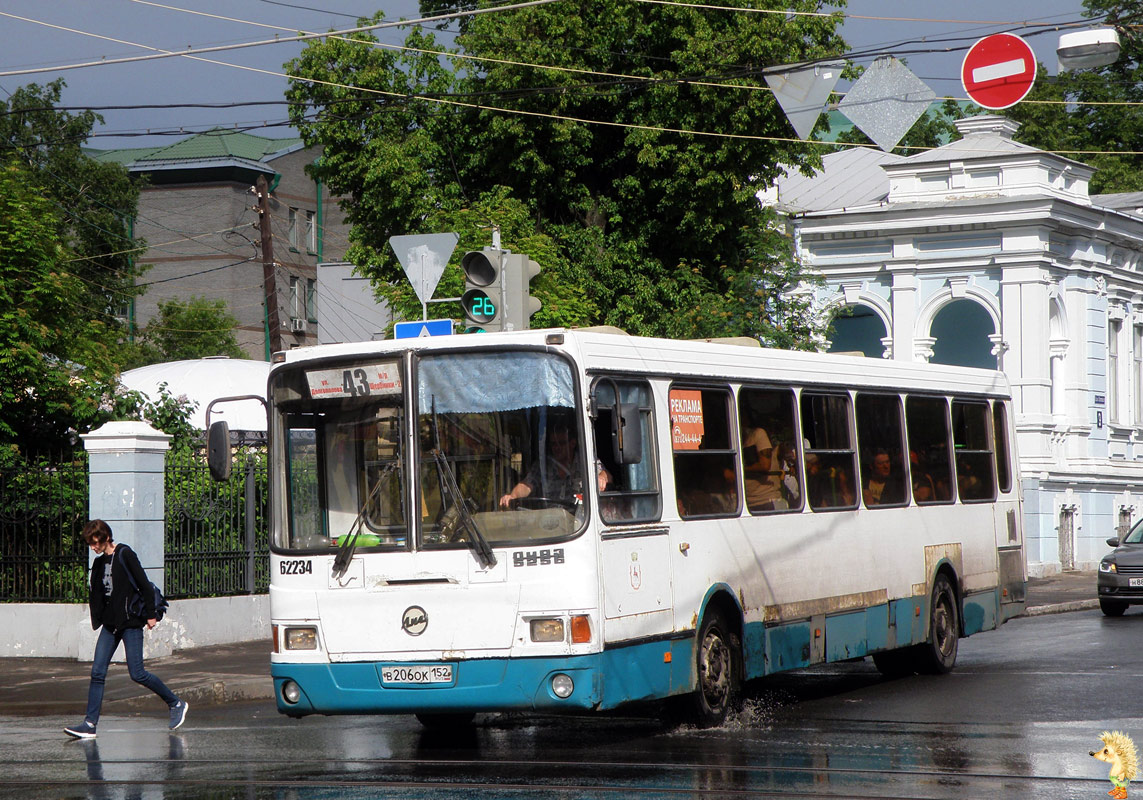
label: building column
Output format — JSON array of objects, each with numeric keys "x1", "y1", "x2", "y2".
[
  {"x1": 81, "y1": 421, "x2": 171, "y2": 592},
  {"x1": 890, "y1": 270, "x2": 917, "y2": 362}
]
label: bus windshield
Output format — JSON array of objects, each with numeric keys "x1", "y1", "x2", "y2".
[
  {"x1": 416, "y1": 350, "x2": 586, "y2": 548},
  {"x1": 270, "y1": 350, "x2": 586, "y2": 553},
  {"x1": 272, "y1": 358, "x2": 407, "y2": 552}
]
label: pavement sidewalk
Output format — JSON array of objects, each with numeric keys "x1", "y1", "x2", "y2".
[{"x1": 0, "y1": 570, "x2": 1099, "y2": 718}]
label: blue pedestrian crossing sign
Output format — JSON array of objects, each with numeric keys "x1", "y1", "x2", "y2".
[{"x1": 394, "y1": 319, "x2": 454, "y2": 339}]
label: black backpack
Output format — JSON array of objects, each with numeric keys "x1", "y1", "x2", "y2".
[{"x1": 125, "y1": 567, "x2": 170, "y2": 622}]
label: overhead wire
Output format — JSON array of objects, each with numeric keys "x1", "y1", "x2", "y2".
[
  {"x1": 2, "y1": 1, "x2": 1131, "y2": 117},
  {"x1": 3, "y1": 0, "x2": 1142, "y2": 170}
]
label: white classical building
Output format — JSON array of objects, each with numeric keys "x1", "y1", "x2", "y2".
[{"x1": 769, "y1": 115, "x2": 1143, "y2": 576}]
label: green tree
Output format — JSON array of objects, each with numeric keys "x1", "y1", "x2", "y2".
[
  {"x1": 0, "y1": 80, "x2": 146, "y2": 321},
  {"x1": 131, "y1": 297, "x2": 248, "y2": 366},
  {"x1": 285, "y1": 1, "x2": 846, "y2": 343},
  {"x1": 0, "y1": 163, "x2": 124, "y2": 452},
  {"x1": 1002, "y1": 1, "x2": 1143, "y2": 194}
]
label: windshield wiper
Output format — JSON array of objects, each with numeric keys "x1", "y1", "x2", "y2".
[
  {"x1": 429, "y1": 398, "x2": 497, "y2": 569},
  {"x1": 331, "y1": 462, "x2": 394, "y2": 581}
]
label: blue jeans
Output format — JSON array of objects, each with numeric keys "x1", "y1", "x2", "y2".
[{"x1": 84, "y1": 626, "x2": 179, "y2": 727}]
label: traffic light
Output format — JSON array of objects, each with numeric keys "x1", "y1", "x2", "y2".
[
  {"x1": 502, "y1": 254, "x2": 542, "y2": 331},
  {"x1": 461, "y1": 249, "x2": 504, "y2": 333}
]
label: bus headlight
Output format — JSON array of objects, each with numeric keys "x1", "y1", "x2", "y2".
[
  {"x1": 530, "y1": 618, "x2": 565, "y2": 642},
  {"x1": 282, "y1": 680, "x2": 302, "y2": 704},
  {"x1": 551, "y1": 673, "x2": 574, "y2": 699},
  {"x1": 285, "y1": 627, "x2": 318, "y2": 650}
]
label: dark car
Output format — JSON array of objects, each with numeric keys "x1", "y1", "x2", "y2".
[{"x1": 1098, "y1": 524, "x2": 1143, "y2": 616}]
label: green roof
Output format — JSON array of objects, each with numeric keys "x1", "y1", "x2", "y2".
[
  {"x1": 87, "y1": 129, "x2": 303, "y2": 167},
  {"x1": 87, "y1": 146, "x2": 163, "y2": 165}
]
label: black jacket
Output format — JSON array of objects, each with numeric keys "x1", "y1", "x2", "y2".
[{"x1": 88, "y1": 543, "x2": 155, "y2": 633}]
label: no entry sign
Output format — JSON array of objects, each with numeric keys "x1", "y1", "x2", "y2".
[{"x1": 961, "y1": 33, "x2": 1037, "y2": 110}]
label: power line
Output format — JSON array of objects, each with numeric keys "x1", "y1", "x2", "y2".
[{"x1": 0, "y1": 0, "x2": 565, "y2": 79}]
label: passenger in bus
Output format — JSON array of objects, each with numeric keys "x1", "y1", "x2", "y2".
[
  {"x1": 741, "y1": 427, "x2": 786, "y2": 512},
  {"x1": 912, "y1": 472, "x2": 936, "y2": 503},
  {"x1": 834, "y1": 466, "x2": 857, "y2": 507},
  {"x1": 806, "y1": 456, "x2": 856, "y2": 509},
  {"x1": 957, "y1": 458, "x2": 985, "y2": 499},
  {"x1": 499, "y1": 425, "x2": 582, "y2": 509},
  {"x1": 776, "y1": 440, "x2": 801, "y2": 506},
  {"x1": 862, "y1": 450, "x2": 905, "y2": 506}
]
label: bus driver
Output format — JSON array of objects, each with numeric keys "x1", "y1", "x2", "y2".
[{"x1": 499, "y1": 426, "x2": 582, "y2": 508}]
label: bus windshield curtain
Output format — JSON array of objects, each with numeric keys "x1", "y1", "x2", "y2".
[{"x1": 417, "y1": 352, "x2": 575, "y2": 414}]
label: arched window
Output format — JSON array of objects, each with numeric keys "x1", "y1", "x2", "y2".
[
  {"x1": 930, "y1": 300, "x2": 996, "y2": 369},
  {"x1": 828, "y1": 304, "x2": 887, "y2": 358}
]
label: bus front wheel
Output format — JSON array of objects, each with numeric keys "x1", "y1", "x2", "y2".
[
  {"x1": 415, "y1": 712, "x2": 476, "y2": 729},
  {"x1": 917, "y1": 574, "x2": 959, "y2": 674},
  {"x1": 675, "y1": 609, "x2": 739, "y2": 728}
]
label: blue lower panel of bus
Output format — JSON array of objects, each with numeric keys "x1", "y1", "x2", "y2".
[
  {"x1": 274, "y1": 590, "x2": 1003, "y2": 716},
  {"x1": 963, "y1": 589, "x2": 999, "y2": 635},
  {"x1": 753, "y1": 589, "x2": 1000, "y2": 674},
  {"x1": 272, "y1": 639, "x2": 692, "y2": 716}
]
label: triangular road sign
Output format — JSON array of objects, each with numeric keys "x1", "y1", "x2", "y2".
[
  {"x1": 389, "y1": 232, "x2": 460, "y2": 304},
  {"x1": 765, "y1": 60, "x2": 845, "y2": 140}
]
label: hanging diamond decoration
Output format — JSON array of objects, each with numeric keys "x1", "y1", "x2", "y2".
[{"x1": 838, "y1": 57, "x2": 935, "y2": 152}]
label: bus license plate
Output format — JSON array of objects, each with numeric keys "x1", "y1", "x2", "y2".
[
  {"x1": 1130, "y1": 578, "x2": 1143, "y2": 588},
  {"x1": 381, "y1": 665, "x2": 453, "y2": 685}
]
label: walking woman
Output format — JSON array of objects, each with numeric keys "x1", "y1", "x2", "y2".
[{"x1": 64, "y1": 519, "x2": 188, "y2": 739}]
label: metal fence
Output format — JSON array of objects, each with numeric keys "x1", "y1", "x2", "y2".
[
  {"x1": 0, "y1": 452, "x2": 90, "y2": 602},
  {"x1": 2, "y1": 446, "x2": 269, "y2": 603},
  {"x1": 164, "y1": 447, "x2": 269, "y2": 599}
]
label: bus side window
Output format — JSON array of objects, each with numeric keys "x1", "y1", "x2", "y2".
[
  {"x1": 591, "y1": 379, "x2": 661, "y2": 524},
  {"x1": 738, "y1": 387, "x2": 801, "y2": 514},
  {"x1": 905, "y1": 396, "x2": 954, "y2": 504},
  {"x1": 855, "y1": 394, "x2": 908, "y2": 509},
  {"x1": 670, "y1": 386, "x2": 739, "y2": 518},
  {"x1": 952, "y1": 400, "x2": 996, "y2": 502},
  {"x1": 800, "y1": 393, "x2": 858, "y2": 511},
  {"x1": 993, "y1": 401, "x2": 1012, "y2": 494}
]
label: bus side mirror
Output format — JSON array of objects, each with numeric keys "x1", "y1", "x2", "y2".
[
  {"x1": 208, "y1": 421, "x2": 232, "y2": 481},
  {"x1": 611, "y1": 402, "x2": 642, "y2": 465}
]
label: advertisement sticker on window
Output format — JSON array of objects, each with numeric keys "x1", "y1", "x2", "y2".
[{"x1": 670, "y1": 389, "x2": 705, "y2": 450}]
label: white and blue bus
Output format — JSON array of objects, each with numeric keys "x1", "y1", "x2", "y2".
[{"x1": 214, "y1": 328, "x2": 1025, "y2": 727}]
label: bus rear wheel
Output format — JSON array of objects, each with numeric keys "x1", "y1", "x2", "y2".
[
  {"x1": 675, "y1": 609, "x2": 739, "y2": 728},
  {"x1": 871, "y1": 648, "x2": 916, "y2": 678},
  {"x1": 916, "y1": 574, "x2": 959, "y2": 674}
]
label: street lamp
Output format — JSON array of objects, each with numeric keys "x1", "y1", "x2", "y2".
[{"x1": 1057, "y1": 28, "x2": 1120, "y2": 71}]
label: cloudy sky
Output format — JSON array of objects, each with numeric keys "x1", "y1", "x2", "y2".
[{"x1": 0, "y1": 0, "x2": 1095, "y2": 150}]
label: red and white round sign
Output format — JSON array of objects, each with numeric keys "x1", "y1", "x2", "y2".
[{"x1": 961, "y1": 33, "x2": 1037, "y2": 110}]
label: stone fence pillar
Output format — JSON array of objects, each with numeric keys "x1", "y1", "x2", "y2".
[{"x1": 81, "y1": 421, "x2": 171, "y2": 592}]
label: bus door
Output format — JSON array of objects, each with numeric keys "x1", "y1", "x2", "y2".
[{"x1": 592, "y1": 378, "x2": 672, "y2": 641}]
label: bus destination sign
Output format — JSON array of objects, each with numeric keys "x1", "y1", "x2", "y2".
[{"x1": 306, "y1": 363, "x2": 402, "y2": 400}]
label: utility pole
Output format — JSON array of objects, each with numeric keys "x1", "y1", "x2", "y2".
[{"x1": 256, "y1": 174, "x2": 281, "y2": 355}]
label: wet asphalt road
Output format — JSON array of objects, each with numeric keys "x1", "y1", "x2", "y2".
[{"x1": 3, "y1": 607, "x2": 1142, "y2": 799}]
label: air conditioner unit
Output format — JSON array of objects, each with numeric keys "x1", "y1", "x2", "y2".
[{"x1": 290, "y1": 318, "x2": 307, "y2": 334}]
